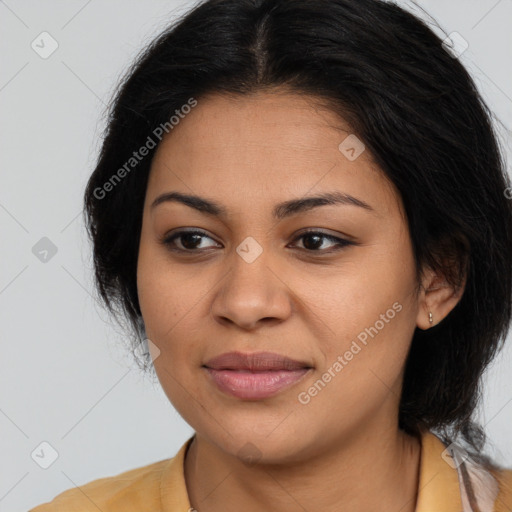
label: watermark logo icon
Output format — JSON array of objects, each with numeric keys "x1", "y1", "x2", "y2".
[
  {"x1": 237, "y1": 442, "x2": 262, "y2": 466},
  {"x1": 146, "y1": 338, "x2": 161, "y2": 362},
  {"x1": 338, "y1": 134, "x2": 365, "y2": 161},
  {"x1": 236, "y1": 236, "x2": 263, "y2": 263},
  {"x1": 135, "y1": 338, "x2": 161, "y2": 365},
  {"x1": 442, "y1": 32, "x2": 469, "y2": 58},
  {"x1": 31, "y1": 32, "x2": 59, "y2": 59},
  {"x1": 441, "y1": 442, "x2": 470, "y2": 469},
  {"x1": 32, "y1": 237, "x2": 58, "y2": 263},
  {"x1": 31, "y1": 441, "x2": 59, "y2": 469}
]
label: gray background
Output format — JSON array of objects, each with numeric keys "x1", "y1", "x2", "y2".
[{"x1": 0, "y1": 1, "x2": 511, "y2": 510}]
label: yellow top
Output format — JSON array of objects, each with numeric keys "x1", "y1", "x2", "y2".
[{"x1": 30, "y1": 431, "x2": 512, "y2": 512}]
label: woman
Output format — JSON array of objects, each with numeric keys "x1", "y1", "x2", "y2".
[{"x1": 31, "y1": 0, "x2": 512, "y2": 510}]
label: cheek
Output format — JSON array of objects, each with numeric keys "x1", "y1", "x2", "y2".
[
  {"x1": 305, "y1": 254, "x2": 414, "y2": 340},
  {"x1": 306, "y1": 239, "x2": 418, "y2": 387},
  {"x1": 137, "y1": 239, "x2": 198, "y2": 340},
  {"x1": 297, "y1": 286, "x2": 415, "y2": 436},
  {"x1": 310, "y1": 279, "x2": 413, "y2": 383},
  {"x1": 136, "y1": 248, "x2": 205, "y2": 413},
  {"x1": 136, "y1": 240, "x2": 214, "y2": 393}
]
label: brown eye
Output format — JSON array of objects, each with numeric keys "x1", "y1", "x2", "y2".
[
  {"x1": 161, "y1": 229, "x2": 220, "y2": 252},
  {"x1": 290, "y1": 230, "x2": 354, "y2": 253}
]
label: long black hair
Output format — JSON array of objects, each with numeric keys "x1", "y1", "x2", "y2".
[{"x1": 83, "y1": 0, "x2": 512, "y2": 469}]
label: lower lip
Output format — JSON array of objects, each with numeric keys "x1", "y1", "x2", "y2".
[{"x1": 204, "y1": 368, "x2": 311, "y2": 400}]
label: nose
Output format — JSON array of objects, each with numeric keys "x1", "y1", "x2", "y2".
[{"x1": 209, "y1": 248, "x2": 293, "y2": 331}]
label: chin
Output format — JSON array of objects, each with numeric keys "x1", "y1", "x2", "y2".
[{"x1": 198, "y1": 420, "x2": 319, "y2": 466}]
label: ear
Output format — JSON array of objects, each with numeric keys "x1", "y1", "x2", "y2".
[{"x1": 416, "y1": 266, "x2": 466, "y2": 330}]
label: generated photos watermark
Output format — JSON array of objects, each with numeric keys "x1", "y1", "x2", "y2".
[
  {"x1": 297, "y1": 301, "x2": 403, "y2": 404},
  {"x1": 93, "y1": 97, "x2": 198, "y2": 200}
]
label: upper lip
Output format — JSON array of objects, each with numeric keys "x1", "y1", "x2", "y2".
[{"x1": 203, "y1": 351, "x2": 312, "y2": 371}]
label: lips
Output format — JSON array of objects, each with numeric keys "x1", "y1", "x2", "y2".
[
  {"x1": 203, "y1": 351, "x2": 312, "y2": 372},
  {"x1": 203, "y1": 351, "x2": 313, "y2": 400}
]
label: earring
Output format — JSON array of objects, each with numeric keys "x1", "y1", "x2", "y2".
[{"x1": 428, "y1": 311, "x2": 433, "y2": 325}]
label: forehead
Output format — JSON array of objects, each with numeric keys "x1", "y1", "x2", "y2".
[{"x1": 146, "y1": 91, "x2": 402, "y2": 220}]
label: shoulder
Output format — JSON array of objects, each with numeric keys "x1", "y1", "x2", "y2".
[
  {"x1": 28, "y1": 457, "x2": 171, "y2": 512},
  {"x1": 491, "y1": 466, "x2": 512, "y2": 511}
]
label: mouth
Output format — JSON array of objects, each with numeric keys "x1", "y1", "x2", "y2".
[
  {"x1": 202, "y1": 351, "x2": 313, "y2": 400},
  {"x1": 203, "y1": 351, "x2": 312, "y2": 371}
]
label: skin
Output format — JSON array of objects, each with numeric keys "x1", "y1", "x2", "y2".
[{"x1": 136, "y1": 89, "x2": 465, "y2": 512}]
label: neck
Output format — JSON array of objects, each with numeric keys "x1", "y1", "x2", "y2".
[{"x1": 184, "y1": 423, "x2": 422, "y2": 512}]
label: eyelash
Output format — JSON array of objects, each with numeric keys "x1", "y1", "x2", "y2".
[{"x1": 160, "y1": 229, "x2": 355, "y2": 254}]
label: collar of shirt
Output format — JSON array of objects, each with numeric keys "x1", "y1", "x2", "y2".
[{"x1": 160, "y1": 431, "x2": 472, "y2": 512}]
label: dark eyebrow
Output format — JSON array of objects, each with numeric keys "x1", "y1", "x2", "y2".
[{"x1": 150, "y1": 191, "x2": 377, "y2": 219}]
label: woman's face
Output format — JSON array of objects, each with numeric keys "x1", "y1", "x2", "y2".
[{"x1": 137, "y1": 90, "x2": 425, "y2": 462}]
